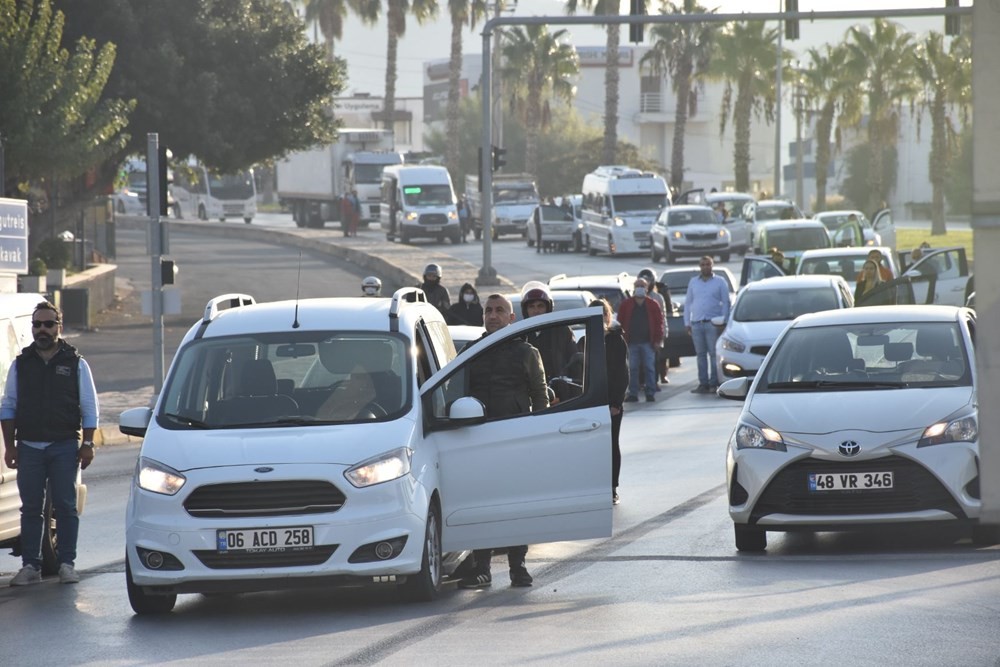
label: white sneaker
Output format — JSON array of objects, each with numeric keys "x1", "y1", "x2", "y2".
[
  {"x1": 58, "y1": 563, "x2": 80, "y2": 584},
  {"x1": 10, "y1": 565, "x2": 41, "y2": 586}
]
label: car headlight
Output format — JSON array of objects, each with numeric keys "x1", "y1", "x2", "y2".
[
  {"x1": 344, "y1": 447, "x2": 412, "y2": 487},
  {"x1": 734, "y1": 415, "x2": 785, "y2": 451},
  {"x1": 718, "y1": 229, "x2": 729, "y2": 239},
  {"x1": 405, "y1": 211, "x2": 418, "y2": 221},
  {"x1": 918, "y1": 413, "x2": 978, "y2": 447},
  {"x1": 137, "y1": 457, "x2": 186, "y2": 495},
  {"x1": 671, "y1": 230, "x2": 683, "y2": 239},
  {"x1": 614, "y1": 217, "x2": 626, "y2": 227},
  {"x1": 448, "y1": 210, "x2": 458, "y2": 220},
  {"x1": 720, "y1": 336, "x2": 745, "y2": 353}
]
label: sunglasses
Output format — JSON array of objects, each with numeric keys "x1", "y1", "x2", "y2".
[{"x1": 32, "y1": 320, "x2": 59, "y2": 329}]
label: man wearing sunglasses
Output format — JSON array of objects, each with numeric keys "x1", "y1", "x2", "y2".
[{"x1": 2, "y1": 301, "x2": 99, "y2": 586}]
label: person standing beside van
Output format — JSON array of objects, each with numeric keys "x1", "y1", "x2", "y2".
[{"x1": 2, "y1": 301, "x2": 99, "y2": 586}]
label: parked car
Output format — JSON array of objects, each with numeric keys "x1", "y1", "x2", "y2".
[
  {"x1": 719, "y1": 304, "x2": 996, "y2": 552},
  {"x1": 751, "y1": 219, "x2": 833, "y2": 266},
  {"x1": 118, "y1": 288, "x2": 611, "y2": 613},
  {"x1": 813, "y1": 209, "x2": 895, "y2": 250},
  {"x1": 716, "y1": 275, "x2": 854, "y2": 380},
  {"x1": 649, "y1": 205, "x2": 731, "y2": 264},
  {"x1": 744, "y1": 246, "x2": 899, "y2": 291},
  {"x1": 743, "y1": 199, "x2": 804, "y2": 247},
  {"x1": 675, "y1": 189, "x2": 755, "y2": 255},
  {"x1": 548, "y1": 272, "x2": 634, "y2": 313},
  {"x1": 660, "y1": 267, "x2": 738, "y2": 364},
  {"x1": 526, "y1": 203, "x2": 577, "y2": 252},
  {"x1": 447, "y1": 324, "x2": 485, "y2": 350}
]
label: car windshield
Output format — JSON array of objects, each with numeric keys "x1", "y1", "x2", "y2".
[
  {"x1": 816, "y1": 213, "x2": 869, "y2": 231},
  {"x1": 669, "y1": 209, "x2": 717, "y2": 226},
  {"x1": 734, "y1": 287, "x2": 839, "y2": 322},
  {"x1": 758, "y1": 322, "x2": 970, "y2": 391},
  {"x1": 539, "y1": 204, "x2": 574, "y2": 222},
  {"x1": 799, "y1": 255, "x2": 890, "y2": 282},
  {"x1": 158, "y1": 332, "x2": 410, "y2": 429},
  {"x1": 766, "y1": 227, "x2": 830, "y2": 251},
  {"x1": 612, "y1": 194, "x2": 668, "y2": 213},
  {"x1": 495, "y1": 186, "x2": 538, "y2": 204},
  {"x1": 711, "y1": 197, "x2": 752, "y2": 219},
  {"x1": 402, "y1": 184, "x2": 453, "y2": 206},
  {"x1": 756, "y1": 204, "x2": 796, "y2": 221}
]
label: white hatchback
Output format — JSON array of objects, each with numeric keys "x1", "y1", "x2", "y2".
[
  {"x1": 120, "y1": 289, "x2": 611, "y2": 613},
  {"x1": 719, "y1": 305, "x2": 996, "y2": 552}
]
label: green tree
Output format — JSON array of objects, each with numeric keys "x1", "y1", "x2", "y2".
[
  {"x1": 445, "y1": 0, "x2": 488, "y2": 174},
  {"x1": 841, "y1": 141, "x2": 897, "y2": 212},
  {"x1": 0, "y1": 0, "x2": 132, "y2": 197},
  {"x1": 564, "y1": 0, "x2": 620, "y2": 165},
  {"x1": 706, "y1": 21, "x2": 783, "y2": 193},
  {"x1": 913, "y1": 31, "x2": 971, "y2": 235},
  {"x1": 843, "y1": 18, "x2": 918, "y2": 214},
  {"x1": 944, "y1": 124, "x2": 972, "y2": 216},
  {"x1": 639, "y1": 0, "x2": 716, "y2": 192},
  {"x1": 500, "y1": 24, "x2": 579, "y2": 179},
  {"x1": 55, "y1": 0, "x2": 344, "y2": 173},
  {"x1": 799, "y1": 44, "x2": 859, "y2": 212}
]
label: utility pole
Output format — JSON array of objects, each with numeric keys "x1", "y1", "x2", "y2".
[
  {"x1": 773, "y1": 6, "x2": 783, "y2": 199},
  {"x1": 794, "y1": 71, "x2": 804, "y2": 211},
  {"x1": 147, "y1": 133, "x2": 165, "y2": 393}
]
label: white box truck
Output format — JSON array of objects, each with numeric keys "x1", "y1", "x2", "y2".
[
  {"x1": 380, "y1": 165, "x2": 461, "y2": 244},
  {"x1": 277, "y1": 129, "x2": 402, "y2": 229},
  {"x1": 464, "y1": 173, "x2": 540, "y2": 240}
]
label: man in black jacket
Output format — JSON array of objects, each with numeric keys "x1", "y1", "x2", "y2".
[
  {"x1": 459, "y1": 294, "x2": 547, "y2": 589},
  {"x1": 418, "y1": 263, "x2": 451, "y2": 316}
]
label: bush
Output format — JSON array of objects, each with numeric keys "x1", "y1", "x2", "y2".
[
  {"x1": 34, "y1": 237, "x2": 72, "y2": 270},
  {"x1": 28, "y1": 257, "x2": 47, "y2": 276}
]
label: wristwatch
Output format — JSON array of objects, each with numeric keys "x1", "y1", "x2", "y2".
[{"x1": 80, "y1": 441, "x2": 95, "y2": 449}]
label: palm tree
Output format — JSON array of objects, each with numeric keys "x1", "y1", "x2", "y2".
[
  {"x1": 843, "y1": 18, "x2": 918, "y2": 215},
  {"x1": 913, "y1": 31, "x2": 971, "y2": 235},
  {"x1": 445, "y1": 1, "x2": 489, "y2": 174},
  {"x1": 706, "y1": 21, "x2": 783, "y2": 194},
  {"x1": 798, "y1": 44, "x2": 859, "y2": 212},
  {"x1": 639, "y1": 0, "x2": 716, "y2": 193},
  {"x1": 382, "y1": 0, "x2": 438, "y2": 131},
  {"x1": 300, "y1": 0, "x2": 350, "y2": 60},
  {"x1": 500, "y1": 25, "x2": 579, "y2": 178},
  {"x1": 564, "y1": 0, "x2": 619, "y2": 165}
]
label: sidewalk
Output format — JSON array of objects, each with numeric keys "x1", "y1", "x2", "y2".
[{"x1": 92, "y1": 217, "x2": 517, "y2": 445}]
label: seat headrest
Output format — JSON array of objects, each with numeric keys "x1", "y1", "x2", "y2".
[
  {"x1": 239, "y1": 359, "x2": 277, "y2": 396},
  {"x1": 319, "y1": 339, "x2": 395, "y2": 375}
]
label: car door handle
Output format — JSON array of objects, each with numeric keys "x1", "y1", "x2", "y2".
[{"x1": 559, "y1": 420, "x2": 601, "y2": 434}]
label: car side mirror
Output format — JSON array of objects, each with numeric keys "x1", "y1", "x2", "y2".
[
  {"x1": 448, "y1": 396, "x2": 486, "y2": 423},
  {"x1": 717, "y1": 377, "x2": 750, "y2": 401},
  {"x1": 120, "y1": 407, "x2": 153, "y2": 437}
]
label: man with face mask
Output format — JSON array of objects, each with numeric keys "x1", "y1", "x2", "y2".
[
  {"x1": 616, "y1": 278, "x2": 664, "y2": 403},
  {"x1": 417, "y1": 263, "x2": 451, "y2": 316},
  {"x1": 446, "y1": 283, "x2": 483, "y2": 326},
  {"x1": 2, "y1": 301, "x2": 99, "y2": 586}
]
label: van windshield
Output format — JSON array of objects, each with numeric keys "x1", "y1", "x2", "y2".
[
  {"x1": 402, "y1": 184, "x2": 453, "y2": 207},
  {"x1": 207, "y1": 172, "x2": 255, "y2": 200},
  {"x1": 158, "y1": 332, "x2": 411, "y2": 429},
  {"x1": 354, "y1": 164, "x2": 394, "y2": 184},
  {"x1": 612, "y1": 194, "x2": 667, "y2": 214}
]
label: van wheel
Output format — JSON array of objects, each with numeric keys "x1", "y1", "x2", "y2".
[
  {"x1": 734, "y1": 525, "x2": 767, "y2": 552},
  {"x1": 400, "y1": 228, "x2": 411, "y2": 244},
  {"x1": 126, "y1": 555, "x2": 177, "y2": 614},
  {"x1": 399, "y1": 504, "x2": 443, "y2": 602},
  {"x1": 573, "y1": 232, "x2": 583, "y2": 253},
  {"x1": 587, "y1": 235, "x2": 597, "y2": 256},
  {"x1": 473, "y1": 228, "x2": 482, "y2": 241},
  {"x1": 244, "y1": 217, "x2": 252, "y2": 224},
  {"x1": 198, "y1": 205, "x2": 207, "y2": 221},
  {"x1": 650, "y1": 244, "x2": 660, "y2": 263}
]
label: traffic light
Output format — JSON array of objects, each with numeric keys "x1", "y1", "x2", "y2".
[
  {"x1": 945, "y1": 0, "x2": 960, "y2": 36},
  {"x1": 784, "y1": 0, "x2": 800, "y2": 41},
  {"x1": 491, "y1": 145, "x2": 507, "y2": 172},
  {"x1": 156, "y1": 145, "x2": 170, "y2": 217},
  {"x1": 629, "y1": 0, "x2": 645, "y2": 44},
  {"x1": 160, "y1": 259, "x2": 178, "y2": 285}
]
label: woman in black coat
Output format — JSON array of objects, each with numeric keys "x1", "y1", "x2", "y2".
[{"x1": 590, "y1": 298, "x2": 629, "y2": 505}]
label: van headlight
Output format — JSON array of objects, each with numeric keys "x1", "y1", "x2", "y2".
[
  {"x1": 448, "y1": 210, "x2": 458, "y2": 220},
  {"x1": 918, "y1": 413, "x2": 977, "y2": 447},
  {"x1": 405, "y1": 211, "x2": 418, "y2": 221},
  {"x1": 614, "y1": 217, "x2": 626, "y2": 227},
  {"x1": 345, "y1": 447, "x2": 412, "y2": 487},
  {"x1": 137, "y1": 458, "x2": 186, "y2": 495}
]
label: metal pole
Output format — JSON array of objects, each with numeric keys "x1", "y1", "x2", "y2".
[
  {"x1": 493, "y1": 2, "x2": 504, "y2": 150},
  {"x1": 773, "y1": 6, "x2": 783, "y2": 199},
  {"x1": 147, "y1": 133, "x2": 165, "y2": 394},
  {"x1": 477, "y1": 27, "x2": 497, "y2": 286},
  {"x1": 795, "y1": 74, "x2": 804, "y2": 211}
]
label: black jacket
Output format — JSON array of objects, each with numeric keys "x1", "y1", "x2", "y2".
[
  {"x1": 605, "y1": 326, "x2": 629, "y2": 409},
  {"x1": 14, "y1": 340, "x2": 83, "y2": 441},
  {"x1": 446, "y1": 283, "x2": 483, "y2": 326},
  {"x1": 468, "y1": 333, "x2": 548, "y2": 418},
  {"x1": 526, "y1": 326, "x2": 577, "y2": 380},
  {"x1": 419, "y1": 280, "x2": 451, "y2": 315}
]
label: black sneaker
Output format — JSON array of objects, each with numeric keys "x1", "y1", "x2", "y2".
[
  {"x1": 458, "y1": 572, "x2": 492, "y2": 589},
  {"x1": 690, "y1": 385, "x2": 710, "y2": 394},
  {"x1": 624, "y1": 395, "x2": 639, "y2": 403},
  {"x1": 510, "y1": 567, "x2": 533, "y2": 587},
  {"x1": 645, "y1": 394, "x2": 655, "y2": 402}
]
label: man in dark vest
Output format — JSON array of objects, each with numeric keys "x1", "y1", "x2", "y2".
[{"x1": 2, "y1": 301, "x2": 99, "y2": 586}]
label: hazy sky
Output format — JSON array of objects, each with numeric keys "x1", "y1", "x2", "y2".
[{"x1": 331, "y1": 1, "x2": 965, "y2": 98}]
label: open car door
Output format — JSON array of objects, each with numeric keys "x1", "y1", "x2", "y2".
[
  {"x1": 421, "y1": 307, "x2": 613, "y2": 552},
  {"x1": 739, "y1": 256, "x2": 786, "y2": 288},
  {"x1": 676, "y1": 188, "x2": 707, "y2": 205},
  {"x1": 871, "y1": 208, "x2": 895, "y2": 251},
  {"x1": 902, "y1": 247, "x2": 970, "y2": 306}
]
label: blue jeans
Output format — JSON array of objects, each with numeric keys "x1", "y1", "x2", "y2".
[
  {"x1": 628, "y1": 342, "x2": 657, "y2": 398},
  {"x1": 17, "y1": 439, "x2": 80, "y2": 568},
  {"x1": 691, "y1": 321, "x2": 721, "y2": 387}
]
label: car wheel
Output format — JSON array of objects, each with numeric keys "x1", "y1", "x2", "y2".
[
  {"x1": 126, "y1": 555, "x2": 177, "y2": 614},
  {"x1": 666, "y1": 249, "x2": 675, "y2": 264},
  {"x1": 39, "y1": 489, "x2": 59, "y2": 576},
  {"x1": 972, "y1": 522, "x2": 1000, "y2": 546},
  {"x1": 587, "y1": 235, "x2": 597, "y2": 256},
  {"x1": 650, "y1": 244, "x2": 660, "y2": 263},
  {"x1": 399, "y1": 503, "x2": 443, "y2": 602},
  {"x1": 734, "y1": 524, "x2": 766, "y2": 552},
  {"x1": 450, "y1": 232, "x2": 462, "y2": 245},
  {"x1": 720, "y1": 253, "x2": 731, "y2": 263},
  {"x1": 473, "y1": 228, "x2": 482, "y2": 241},
  {"x1": 527, "y1": 237, "x2": 535, "y2": 248},
  {"x1": 573, "y1": 233, "x2": 583, "y2": 253},
  {"x1": 244, "y1": 217, "x2": 252, "y2": 224}
]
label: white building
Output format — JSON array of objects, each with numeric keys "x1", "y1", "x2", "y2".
[{"x1": 332, "y1": 95, "x2": 426, "y2": 153}]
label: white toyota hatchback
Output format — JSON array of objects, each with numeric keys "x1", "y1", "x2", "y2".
[
  {"x1": 719, "y1": 305, "x2": 996, "y2": 552},
  {"x1": 120, "y1": 289, "x2": 611, "y2": 613}
]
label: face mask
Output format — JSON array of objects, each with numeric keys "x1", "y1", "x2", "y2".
[
  {"x1": 425, "y1": 276, "x2": 439, "y2": 284},
  {"x1": 634, "y1": 287, "x2": 646, "y2": 298},
  {"x1": 363, "y1": 287, "x2": 378, "y2": 296},
  {"x1": 463, "y1": 293, "x2": 475, "y2": 303}
]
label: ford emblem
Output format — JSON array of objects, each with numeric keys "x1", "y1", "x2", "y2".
[
  {"x1": 254, "y1": 466, "x2": 274, "y2": 473},
  {"x1": 838, "y1": 441, "x2": 861, "y2": 457}
]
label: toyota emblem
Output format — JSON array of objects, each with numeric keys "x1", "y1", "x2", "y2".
[
  {"x1": 254, "y1": 466, "x2": 274, "y2": 473},
  {"x1": 838, "y1": 441, "x2": 861, "y2": 457}
]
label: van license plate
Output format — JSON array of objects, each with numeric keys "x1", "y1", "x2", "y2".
[
  {"x1": 425, "y1": 226, "x2": 442, "y2": 232},
  {"x1": 216, "y1": 526, "x2": 314, "y2": 553},
  {"x1": 808, "y1": 472, "x2": 893, "y2": 491}
]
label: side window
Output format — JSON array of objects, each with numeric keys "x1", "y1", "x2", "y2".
[{"x1": 423, "y1": 319, "x2": 457, "y2": 367}]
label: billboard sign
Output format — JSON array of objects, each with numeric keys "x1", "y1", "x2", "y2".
[{"x1": 0, "y1": 198, "x2": 29, "y2": 274}]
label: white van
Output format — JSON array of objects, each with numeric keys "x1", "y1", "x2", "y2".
[
  {"x1": 380, "y1": 165, "x2": 461, "y2": 244},
  {"x1": 580, "y1": 166, "x2": 670, "y2": 256},
  {"x1": 0, "y1": 293, "x2": 88, "y2": 576}
]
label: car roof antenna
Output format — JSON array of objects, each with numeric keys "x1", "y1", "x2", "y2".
[{"x1": 292, "y1": 251, "x2": 302, "y2": 329}]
